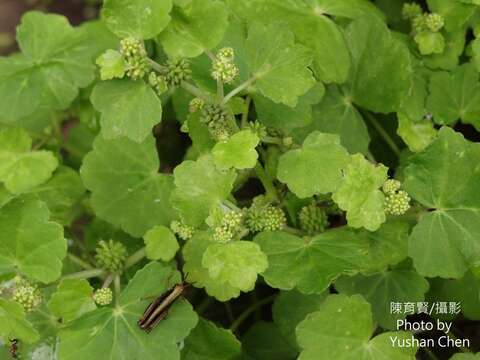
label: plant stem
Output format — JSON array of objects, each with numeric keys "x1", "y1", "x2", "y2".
[
  {"x1": 362, "y1": 110, "x2": 401, "y2": 156},
  {"x1": 230, "y1": 294, "x2": 276, "y2": 332},
  {"x1": 284, "y1": 226, "x2": 305, "y2": 236},
  {"x1": 62, "y1": 269, "x2": 104, "y2": 280},
  {"x1": 224, "y1": 302, "x2": 235, "y2": 323},
  {"x1": 262, "y1": 136, "x2": 283, "y2": 145},
  {"x1": 222, "y1": 77, "x2": 256, "y2": 105},
  {"x1": 102, "y1": 273, "x2": 114, "y2": 288},
  {"x1": 147, "y1": 58, "x2": 168, "y2": 73},
  {"x1": 181, "y1": 82, "x2": 210, "y2": 101},
  {"x1": 365, "y1": 150, "x2": 376, "y2": 163},
  {"x1": 241, "y1": 96, "x2": 251, "y2": 128},
  {"x1": 196, "y1": 297, "x2": 214, "y2": 315},
  {"x1": 114, "y1": 274, "x2": 121, "y2": 306},
  {"x1": 124, "y1": 247, "x2": 146, "y2": 269},
  {"x1": 217, "y1": 78, "x2": 224, "y2": 102},
  {"x1": 205, "y1": 49, "x2": 216, "y2": 62},
  {"x1": 254, "y1": 163, "x2": 279, "y2": 202},
  {"x1": 67, "y1": 253, "x2": 93, "y2": 270}
]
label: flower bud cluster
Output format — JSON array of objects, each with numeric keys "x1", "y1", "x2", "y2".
[
  {"x1": 95, "y1": 240, "x2": 127, "y2": 272},
  {"x1": 171, "y1": 220, "x2": 195, "y2": 241},
  {"x1": 211, "y1": 47, "x2": 239, "y2": 84},
  {"x1": 120, "y1": 37, "x2": 149, "y2": 80}
]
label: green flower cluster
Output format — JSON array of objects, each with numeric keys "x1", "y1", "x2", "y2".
[
  {"x1": 12, "y1": 278, "x2": 42, "y2": 312},
  {"x1": 93, "y1": 288, "x2": 113, "y2": 306},
  {"x1": 382, "y1": 179, "x2": 411, "y2": 216},
  {"x1": 298, "y1": 202, "x2": 329, "y2": 235},
  {"x1": 165, "y1": 59, "x2": 191, "y2": 87},
  {"x1": 171, "y1": 220, "x2": 194, "y2": 241},
  {"x1": 402, "y1": 3, "x2": 422, "y2": 20},
  {"x1": 148, "y1": 72, "x2": 168, "y2": 96},
  {"x1": 245, "y1": 196, "x2": 286, "y2": 233},
  {"x1": 120, "y1": 37, "x2": 149, "y2": 80},
  {"x1": 189, "y1": 98, "x2": 205, "y2": 113},
  {"x1": 248, "y1": 121, "x2": 267, "y2": 140},
  {"x1": 425, "y1": 13, "x2": 444, "y2": 32},
  {"x1": 213, "y1": 211, "x2": 244, "y2": 243},
  {"x1": 382, "y1": 179, "x2": 401, "y2": 194},
  {"x1": 95, "y1": 240, "x2": 128, "y2": 272},
  {"x1": 200, "y1": 104, "x2": 235, "y2": 141},
  {"x1": 402, "y1": 3, "x2": 445, "y2": 55},
  {"x1": 211, "y1": 47, "x2": 239, "y2": 84}
]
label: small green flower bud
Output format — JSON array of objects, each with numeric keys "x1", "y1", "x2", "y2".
[
  {"x1": 189, "y1": 98, "x2": 205, "y2": 113},
  {"x1": 248, "y1": 121, "x2": 267, "y2": 140},
  {"x1": 120, "y1": 37, "x2": 146, "y2": 58},
  {"x1": 262, "y1": 206, "x2": 287, "y2": 231},
  {"x1": 180, "y1": 122, "x2": 189, "y2": 133},
  {"x1": 299, "y1": 202, "x2": 329, "y2": 235},
  {"x1": 385, "y1": 190, "x2": 411, "y2": 216},
  {"x1": 213, "y1": 226, "x2": 234, "y2": 244},
  {"x1": 208, "y1": 119, "x2": 234, "y2": 141},
  {"x1": 412, "y1": 14, "x2": 429, "y2": 34},
  {"x1": 425, "y1": 13, "x2": 444, "y2": 32},
  {"x1": 382, "y1": 179, "x2": 401, "y2": 195},
  {"x1": 171, "y1": 220, "x2": 194, "y2": 241},
  {"x1": 120, "y1": 37, "x2": 149, "y2": 80},
  {"x1": 95, "y1": 240, "x2": 127, "y2": 272},
  {"x1": 282, "y1": 137, "x2": 293, "y2": 147},
  {"x1": 165, "y1": 59, "x2": 191, "y2": 87},
  {"x1": 217, "y1": 47, "x2": 235, "y2": 61},
  {"x1": 201, "y1": 104, "x2": 228, "y2": 124},
  {"x1": 211, "y1": 58, "x2": 239, "y2": 84},
  {"x1": 12, "y1": 278, "x2": 42, "y2": 313},
  {"x1": 148, "y1": 72, "x2": 168, "y2": 95},
  {"x1": 93, "y1": 288, "x2": 113, "y2": 306},
  {"x1": 212, "y1": 210, "x2": 245, "y2": 243},
  {"x1": 402, "y1": 3, "x2": 423, "y2": 20}
]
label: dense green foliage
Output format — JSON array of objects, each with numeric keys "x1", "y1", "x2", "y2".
[{"x1": 1, "y1": 0, "x2": 480, "y2": 359}]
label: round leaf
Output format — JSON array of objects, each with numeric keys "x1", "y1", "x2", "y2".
[
  {"x1": 212, "y1": 130, "x2": 259, "y2": 170},
  {"x1": 102, "y1": 0, "x2": 173, "y2": 39},
  {"x1": 277, "y1": 132, "x2": 351, "y2": 198},
  {"x1": 144, "y1": 225, "x2": 179, "y2": 262},
  {"x1": 202, "y1": 241, "x2": 268, "y2": 292},
  {"x1": 91, "y1": 79, "x2": 162, "y2": 143},
  {"x1": 0, "y1": 197, "x2": 66, "y2": 283},
  {"x1": 80, "y1": 134, "x2": 176, "y2": 237}
]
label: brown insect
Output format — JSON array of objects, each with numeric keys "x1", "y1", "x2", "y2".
[
  {"x1": 137, "y1": 282, "x2": 188, "y2": 333},
  {"x1": 9, "y1": 339, "x2": 18, "y2": 359}
]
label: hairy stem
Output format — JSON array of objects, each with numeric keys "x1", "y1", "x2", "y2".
[
  {"x1": 262, "y1": 136, "x2": 283, "y2": 145},
  {"x1": 102, "y1": 274, "x2": 114, "y2": 288},
  {"x1": 222, "y1": 77, "x2": 256, "y2": 105},
  {"x1": 147, "y1": 58, "x2": 168, "y2": 73},
  {"x1": 254, "y1": 163, "x2": 279, "y2": 202},
  {"x1": 230, "y1": 294, "x2": 276, "y2": 332},
  {"x1": 362, "y1": 110, "x2": 401, "y2": 156},
  {"x1": 67, "y1": 253, "x2": 94, "y2": 270},
  {"x1": 241, "y1": 96, "x2": 252, "y2": 128},
  {"x1": 62, "y1": 269, "x2": 104, "y2": 280},
  {"x1": 124, "y1": 247, "x2": 146, "y2": 269},
  {"x1": 196, "y1": 297, "x2": 214, "y2": 315},
  {"x1": 181, "y1": 82, "x2": 210, "y2": 101},
  {"x1": 224, "y1": 302, "x2": 235, "y2": 323},
  {"x1": 114, "y1": 274, "x2": 121, "y2": 306},
  {"x1": 284, "y1": 226, "x2": 305, "y2": 236},
  {"x1": 217, "y1": 78, "x2": 224, "y2": 102}
]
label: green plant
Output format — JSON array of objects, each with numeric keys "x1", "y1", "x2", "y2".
[{"x1": 1, "y1": 0, "x2": 480, "y2": 359}]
